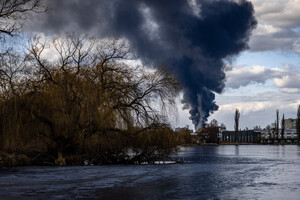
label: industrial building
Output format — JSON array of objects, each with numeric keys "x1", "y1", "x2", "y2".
[{"x1": 221, "y1": 130, "x2": 260, "y2": 143}]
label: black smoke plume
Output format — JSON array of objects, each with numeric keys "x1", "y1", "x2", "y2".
[{"x1": 30, "y1": 0, "x2": 257, "y2": 129}]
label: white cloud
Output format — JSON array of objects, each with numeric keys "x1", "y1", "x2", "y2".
[
  {"x1": 279, "y1": 88, "x2": 300, "y2": 93},
  {"x1": 274, "y1": 74, "x2": 300, "y2": 89},
  {"x1": 219, "y1": 101, "x2": 274, "y2": 114},
  {"x1": 254, "y1": 24, "x2": 282, "y2": 36}
]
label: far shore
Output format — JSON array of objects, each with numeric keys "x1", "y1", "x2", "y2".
[{"x1": 1, "y1": 144, "x2": 299, "y2": 168}]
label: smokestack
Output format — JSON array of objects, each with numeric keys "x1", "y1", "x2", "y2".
[{"x1": 28, "y1": 0, "x2": 257, "y2": 129}]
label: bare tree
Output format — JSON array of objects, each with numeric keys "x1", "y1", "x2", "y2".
[
  {"x1": 197, "y1": 119, "x2": 219, "y2": 144},
  {"x1": 234, "y1": 108, "x2": 240, "y2": 143},
  {"x1": 266, "y1": 125, "x2": 272, "y2": 144},
  {"x1": 281, "y1": 114, "x2": 285, "y2": 143},
  {"x1": 0, "y1": 0, "x2": 45, "y2": 36}
]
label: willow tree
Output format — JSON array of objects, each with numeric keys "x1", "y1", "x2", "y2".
[
  {"x1": 0, "y1": 0, "x2": 45, "y2": 154},
  {"x1": 0, "y1": 35, "x2": 181, "y2": 164},
  {"x1": 0, "y1": 51, "x2": 30, "y2": 151},
  {"x1": 0, "y1": 1, "x2": 181, "y2": 163}
]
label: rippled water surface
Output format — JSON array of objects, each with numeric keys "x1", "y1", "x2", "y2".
[{"x1": 1, "y1": 145, "x2": 300, "y2": 200}]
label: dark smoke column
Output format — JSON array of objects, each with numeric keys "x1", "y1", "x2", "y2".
[
  {"x1": 34, "y1": 0, "x2": 257, "y2": 130},
  {"x1": 110, "y1": 0, "x2": 257, "y2": 130}
]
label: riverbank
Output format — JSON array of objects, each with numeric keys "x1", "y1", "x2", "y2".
[
  {"x1": 0, "y1": 152, "x2": 86, "y2": 167},
  {"x1": 2, "y1": 143, "x2": 299, "y2": 167},
  {"x1": 0, "y1": 152, "x2": 32, "y2": 167}
]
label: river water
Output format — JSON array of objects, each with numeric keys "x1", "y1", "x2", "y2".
[{"x1": 1, "y1": 145, "x2": 300, "y2": 200}]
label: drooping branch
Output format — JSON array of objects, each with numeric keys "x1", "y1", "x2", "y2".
[{"x1": 0, "y1": 0, "x2": 45, "y2": 36}]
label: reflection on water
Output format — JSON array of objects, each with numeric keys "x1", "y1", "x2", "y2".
[
  {"x1": 0, "y1": 145, "x2": 300, "y2": 200},
  {"x1": 235, "y1": 145, "x2": 239, "y2": 156}
]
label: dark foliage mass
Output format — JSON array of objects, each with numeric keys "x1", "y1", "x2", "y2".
[
  {"x1": 0, "y1": 36, "x2": 185, "y2": 165},
  {"x1": 31, "y1": 0, "x2": 257, "y2": 129},
  {"x1": 197, "y1": 119, "x2": 220, "y2": 143}
]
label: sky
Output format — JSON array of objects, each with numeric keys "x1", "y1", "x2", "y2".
[
  {"x1": 177, "y1": 0, "x2": 300, "y2": 130},
  {"x1": 21, "y1": 0, "x2": 300, "y2": 131}
]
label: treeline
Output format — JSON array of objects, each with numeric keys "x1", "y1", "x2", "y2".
[{"x1": 0, "y1": 35, "x2": 196, "y2": 165}]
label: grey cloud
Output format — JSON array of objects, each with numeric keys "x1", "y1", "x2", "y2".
[
  {"x1": 249, "y1": 29, "x2": 300, "y2": 52},
  {"x1": 249, "y1": 0, "x2": 300, "y2": 53},
  {"x1": 252, "y1": 0, "x2": 300, "y2": 28},
  {"x1": 226, "y1": 65, "x2": 300, "y2": 94},
  {"x1": 225, "y1": 66, "x2": 283, "y2": 89}
]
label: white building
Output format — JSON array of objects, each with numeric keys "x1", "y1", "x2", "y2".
[
  {"x1": 260, "y1": 128, "x2": 298, "y2": 143},
  {"x1": 285, "y1": 118, "x2": 297, "y2": 129}
]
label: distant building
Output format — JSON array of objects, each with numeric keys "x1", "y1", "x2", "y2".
[
  {"x1": 284, "y1": 128, "x2": 297, "y2": 140},
  {"x1": 221, "y1": 130, "x2": 260, "y2": 143},
  {"x1": 259, "y1": 128, "x2": 297, "y2": 143},
  {"x1": 285, "y1": 118, "x2": 296, "y2": 129}
]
